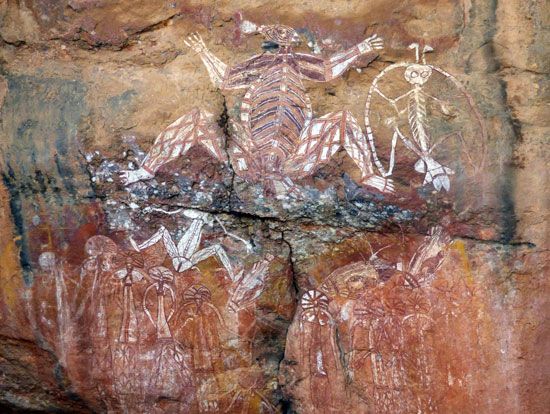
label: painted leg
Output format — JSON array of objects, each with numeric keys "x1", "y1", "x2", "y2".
[
  {"x1": 340, "y1": 111, "x2": 395, "y2": 193},
  {"x1": 228, "y1": 120, "x2": 262, "y2": 181},
  {"x1": 283, "y1": 111, "x2": 394, "y2": 193},
  {"x1": 120, "y1": 108, "x2": 227, "y2": 185},
  {"x1": 131, "y1": 226, "x2": 193, "y2": 272},
  {"x1": 414, "y1": 156, "x2": 454, "y2": 192},
  {"x1": 132, "y1": 226, "x2": 169, "y2": 250},
  {"x1": 190, "y1": 245, "x2": 235, "y2": 281},
  {"x1": 133, "y1": 225, "x2": 181, "y2": 259}
]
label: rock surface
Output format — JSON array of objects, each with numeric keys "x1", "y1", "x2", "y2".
[{"x1": 0, "y1": 0, "x2": 548, "y2": 413}]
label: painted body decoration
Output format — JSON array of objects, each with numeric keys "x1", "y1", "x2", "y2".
[{"x1": 120, "y1": 23, "x2": 393, "y2": 193}]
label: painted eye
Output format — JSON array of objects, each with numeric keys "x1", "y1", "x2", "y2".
[
  {"x1": 421, "y1": 71, "x2": 429, "y2": 78},
  {"x1": 411, "y1": 71, "x2": 418, "y2": 78}
]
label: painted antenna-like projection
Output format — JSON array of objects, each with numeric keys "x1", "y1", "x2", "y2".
[
  {"x1": 120, "y1": 22, "x2": 394, "y2": 194},
  {"x1": 365, "y1": 43, "x2": 487, "y2": 191}
]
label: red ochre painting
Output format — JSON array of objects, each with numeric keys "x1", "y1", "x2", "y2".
[{"x1": 0, "y1": 3, "x2": 547, "y2": 413}]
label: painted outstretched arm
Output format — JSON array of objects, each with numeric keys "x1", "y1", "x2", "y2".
[
  {"x1": 326, "y1": 34, "x2": 384, "y2": 80},
  {"x1": 374, "y1": 87, "x2": 413, "y2": 114},
  {"x1": 185, "y1": 33, "x2": 262, "y2": 90},
  {"x1": 119, "y1": 34, "x2": 245, "y2": 186},
  {"x1": 184, "y1": 33, "x2": 228, "y2": 88},
  {"x1": 228, "y1": 254, "x2": 274, "y2": 312},
  {"x1": 405, "y1": 226, "x2": 450, "y2": 287},
  {"x1": 297, "y1": 34, "x2": 384, "y2": 82}
]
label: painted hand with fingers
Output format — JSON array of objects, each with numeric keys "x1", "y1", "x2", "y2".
[
  {"x1": 358, "y1": 34, "x2": 384, "y2": 53},
  {"x1": 184, "y1": 32, "x2": 208, "y2": 54}
]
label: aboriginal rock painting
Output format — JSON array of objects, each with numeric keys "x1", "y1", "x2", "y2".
[
  {"x1": 119, "y1": 22, "x2": 485, "y2": 197},
  {"x1": 365, "y1": 43, "x2": 487, "y2": 192},
  {"x1": 120, "y1": 24, "x2": 392, "y2": 193},
  {"x1": 32, "y1": 210, "x2": 287, "y2": 413},
  {"x1": 25, "y1": 18, "x2": 489, "y2": 414},
  {"x1": 281, "y1": 228, "x2": 482, "y2": 413}
]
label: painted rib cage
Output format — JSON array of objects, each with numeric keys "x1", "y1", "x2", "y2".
[
  {"x1": 239, "y1": 57, "x2": 312, "y2": 175},
  {"x1": 123, "y1": 32, "x2": 396, "y2": 193}
]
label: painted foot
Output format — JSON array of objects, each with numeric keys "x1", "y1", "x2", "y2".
[
  {"x1": 431, "y1": 174, "x2": 451, "y2": 192},
  {"x1": 119, "y1": 167, "x2": 154, "y2": 185},
  {"x1": 363, "y1": 175, "x2": 395, "y2": 194}
]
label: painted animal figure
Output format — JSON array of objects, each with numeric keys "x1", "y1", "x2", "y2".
[{"x1": 120, "y1": 22, "x2": 393, "y2": 193}]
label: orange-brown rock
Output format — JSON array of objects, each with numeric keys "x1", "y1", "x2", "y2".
[{"x1": 0, "y1": 0, "x2": 547, "y2": 413}]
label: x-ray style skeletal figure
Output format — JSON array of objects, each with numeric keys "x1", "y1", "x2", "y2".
[
  {"x1": 365, "y1": 43, "x2": 486, "y2": 191},
  {"x1": 120, "y1": 21, "x2": 394, "y2": 193},
  {"x1": 130, "y1": 208, "x2": 250, "y2": 280}
]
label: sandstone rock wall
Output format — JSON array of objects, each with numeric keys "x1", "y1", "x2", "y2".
[{"x1": 0, "y1": 1, "x2": 547, "y2": 413}]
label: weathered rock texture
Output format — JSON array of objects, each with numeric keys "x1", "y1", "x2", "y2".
[{"x1": 0, "y1": 0, "x2": 548, "y2": 413}]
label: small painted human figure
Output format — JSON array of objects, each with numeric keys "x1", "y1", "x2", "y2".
[
  {"x1": 298, "y1": 289, "x2": 346, "y2": 412},
  {"x1": 142, "y1": 266, "x2": 176, "y2": 340},
  {"x1": 174, "y1": 285, "x2": 226, "y2": 374},
  {"x1": 113, "y1": 251, "x2": 146, "y2": 344}
]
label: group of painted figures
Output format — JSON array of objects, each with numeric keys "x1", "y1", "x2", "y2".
[
  {"x1": 288, "y1": 227, "x2": 454, "y2": 413},
  {"x1": 121, "y1": 21, "x2": 485, "y2": 195},
  {"x1": 35, "y1": 207, "x2": 462, "y2": 413},
  {"x1": 34, "y1": 20, "x2": 484, "y2": 413},
  {"x1": 35, "y1": 218, "x2": 457, "y2": 413},
  {"x1": 35, "y1": 211, "x2": 278, "y2": 413}
]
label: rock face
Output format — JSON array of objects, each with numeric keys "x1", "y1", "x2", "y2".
[{"x1": 0, "y1": 1, "x2": 548, "y2": 413}]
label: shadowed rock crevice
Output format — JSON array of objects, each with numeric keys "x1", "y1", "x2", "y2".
[{"x1": 0, "y1": 336, "x2": 94, "y2": 413}]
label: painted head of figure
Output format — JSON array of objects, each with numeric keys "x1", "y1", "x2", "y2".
[
  {"x1": 183, "y1": 284, "x2": 212, "y2": 313},
  {"x1": 300, "y1": 289, "x2": 331, "y2": 326},
  {"x1": 259, "y1": 24, "x2": 301, "y2": 46},
  {"x1": 404, "y1": 64, "x2": 432, "y2": 85},
  {"x1": 241, "y1": 20, "x2": 301, "y2": 47}
]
